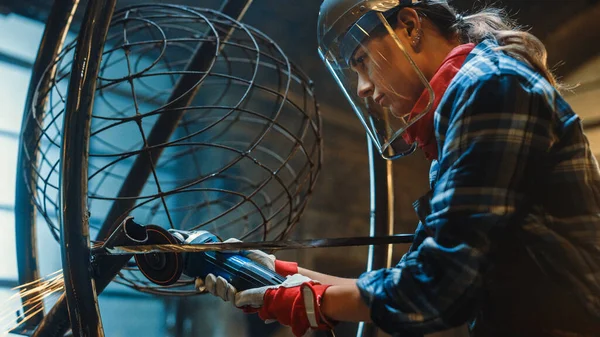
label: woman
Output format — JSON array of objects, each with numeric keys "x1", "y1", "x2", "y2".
[{"x1": 200, "y1": 0, "x2": 600, "y2": 336}]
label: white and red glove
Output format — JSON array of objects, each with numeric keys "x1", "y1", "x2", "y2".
[
  {"x1": 237, "y1": 274, "x2": 336, "y2": 337},
  {"x1": 199, "y1": 273, "x2": 336, "y2": 337},
  {"x1": 195, "y1": 239, "x2": 333, "y2": 336}
]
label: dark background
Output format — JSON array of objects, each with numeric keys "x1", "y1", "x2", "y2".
[{"x1": 1, "y1": 0, "x2": 599, "y2": 336}]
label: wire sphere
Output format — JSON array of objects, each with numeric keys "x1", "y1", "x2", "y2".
[{"x1": 20, "y1": 4, "x2": 322, "y2": 295}]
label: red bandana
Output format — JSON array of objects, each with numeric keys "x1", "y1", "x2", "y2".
[{"x1": 402, "y1": 43, "x2": 475, "y2": 160}]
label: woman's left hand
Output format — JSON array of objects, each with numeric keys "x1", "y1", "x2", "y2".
[{"x1": 199, "y1": 273, "x2": 336, "y2": 337}]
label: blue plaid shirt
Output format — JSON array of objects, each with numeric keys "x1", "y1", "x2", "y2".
[{"x1": 356, "y1": 39, "x2": 600, "y2": 335}]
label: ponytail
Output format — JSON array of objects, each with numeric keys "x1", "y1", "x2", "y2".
[{"x1": 415, "y1": 1, "x2": 564, "y2": 91}]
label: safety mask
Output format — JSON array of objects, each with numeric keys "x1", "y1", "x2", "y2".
[{"x1": 318, "y1": 0, "x2": 434, "y2": 159}]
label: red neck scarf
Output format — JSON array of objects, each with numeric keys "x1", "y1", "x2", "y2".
[{"x1": 402, "y1": 43, "x2": 475, "y2": 160}]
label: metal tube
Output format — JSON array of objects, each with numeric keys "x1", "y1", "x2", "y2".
[
  {"x1": 59, "y1": 1, "x2": 117, "y2": 336},
  {"x1": 95, "y1": 0, "x2": 254, "y2": 241},
  {"x1": 14, "y1": 0, "x2": 79, "y2": 329},
  {"x1": 356, "y1": 136, "x2": 395, "y2": 337}
]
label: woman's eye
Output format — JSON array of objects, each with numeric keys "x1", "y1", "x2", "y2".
[
  {"x1": 350, "y1": 53, "x2": 368, "y2": 72},
  {"x1": 356, "y1": 55, "x2": 366, "y2": 65}
]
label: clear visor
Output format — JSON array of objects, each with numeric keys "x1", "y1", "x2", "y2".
[{"x1": 319, "y1": 9, "x2": 434, "y2": 160}]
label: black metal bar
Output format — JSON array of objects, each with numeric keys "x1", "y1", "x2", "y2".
[
  {"x1": 96, "y1": 234, "x2": 414, "y2": 255},
  {"x1": 356, "y1": 136, "x2": 395, "y2": 337},
  {"x1": 95, "y1": 0, "x2": 254, "y2": 241},
  {"x1": 33, "y1": 219, "x2": 151, "y2": 337},
  {"x1": 59, "y1": 1, "x2": 117, "y2": 336},
  {"x1": 14, "y1": 0, "x2": 79, "y2": 328}
]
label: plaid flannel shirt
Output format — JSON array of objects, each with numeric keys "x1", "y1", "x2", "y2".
[{"x1": 356, "y1": 39, "x2": 600, "y2": 335}]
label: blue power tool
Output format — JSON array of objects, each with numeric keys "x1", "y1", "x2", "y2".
[{"x1": 134, "y1": 225, "x2": 286, "y2": 290}]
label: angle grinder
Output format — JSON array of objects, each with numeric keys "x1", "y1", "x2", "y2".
[{"x1": 133, "y1": 225, "x2": 286, "y2": 290}]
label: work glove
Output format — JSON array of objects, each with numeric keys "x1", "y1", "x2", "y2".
[
  {"x1": 193, "y1": 238, "x2": 297, "y2": 300},
  {"x1": 220, "y1": 238, "x2": 299, "y2": 276},
  {"x1": 200, "y1": 273, "x2": 335, "y2": 337}
]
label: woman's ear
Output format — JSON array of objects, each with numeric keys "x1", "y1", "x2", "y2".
[
  {"x1": 395, "y1": 8, "x2": 423, "y2": 50},
  {"x1": 395, "y1": 8, "x2": 421, "y2": 38}
]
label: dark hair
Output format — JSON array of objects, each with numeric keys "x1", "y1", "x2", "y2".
[{"x1": 414, "y1": 1, "x2": 563, "y2": 90}]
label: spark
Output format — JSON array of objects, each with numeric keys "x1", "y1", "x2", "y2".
[{"x1": 1, "y1": 270, "x2": 65, "y2": 335}]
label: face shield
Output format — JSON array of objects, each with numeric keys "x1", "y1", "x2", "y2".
[{"x1": 318, "y1": 3, "x2": 434, "y2": 160}]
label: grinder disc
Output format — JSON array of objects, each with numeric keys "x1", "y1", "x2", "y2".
[{"x1": 134, "y1": 225, "x2": 183, "y2": 286}]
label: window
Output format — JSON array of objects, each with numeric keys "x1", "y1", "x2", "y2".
[{"x1": 0, "y1": 13, "x2": 167, "y2": 337}]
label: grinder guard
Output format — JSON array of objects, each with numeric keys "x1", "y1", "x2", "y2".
[{"x1": 134, "y1": 227, "x2": 286, "y2": 290}]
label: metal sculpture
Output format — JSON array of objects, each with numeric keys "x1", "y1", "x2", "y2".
[
  {"x1": 15, "y1": 2, "x2": 323, "y2": 335},
  {"x1": 12, "y1": 1, "x2": 404, "y2": 336}
]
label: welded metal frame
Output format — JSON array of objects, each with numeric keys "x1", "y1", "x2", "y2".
[
  {"x1": 95, "y1": 0, "x2": 254, "y2": 242},
  {"x1": 14, "y1": 0, "x2": 79, "y2": 330},
  {"x1": 29, "y1": 1, "x2": 256, "y2": 336},
  {"x1": 14, "y1": 1, "x2": 396, "y2": 337}
]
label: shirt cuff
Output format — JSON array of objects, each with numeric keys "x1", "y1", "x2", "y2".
[{"x1": 356, "y1": 269, "x2": 424, "y2": 336}]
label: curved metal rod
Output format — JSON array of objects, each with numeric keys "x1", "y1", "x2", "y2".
[
  {"x1": 95, "y1": 0, "x2": 254, "y2": 241},
  {"x1": 14, "y1": 0, "x2": 79, "y2": 330},
  {"x1": 59, "y1": 1, "x2": 117, "y2": 336},
  {"x1": 356, "y1": 136, "x2": 395, "y2": 337},
  {"x1": 34, "y1": 2, "x2": 255, "y2": 336}
]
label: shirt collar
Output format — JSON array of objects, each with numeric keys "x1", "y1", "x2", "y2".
[{"x1": 402, "y1": 43, "x2": 476, "y2": 160}]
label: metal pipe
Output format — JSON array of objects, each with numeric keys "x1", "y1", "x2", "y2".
[
  {"x1": 59, "y1": 0, "x2": 117, "y2": 336},
  {"x1": 14, "y1": 0, "x2": 79, "y2": 329},
  {"x1": 95, "y1": 0, "x2": 254, "y2": 241},
  {"x1": 356, "y1": 136, "x2": 395, "y2": 337}
]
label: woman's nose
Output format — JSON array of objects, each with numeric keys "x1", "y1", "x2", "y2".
[{"x1": 357, "y1": 75, "x2": 373, "y2": 98}]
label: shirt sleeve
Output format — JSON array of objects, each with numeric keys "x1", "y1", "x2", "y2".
[{"x1": 356, "y1": 73, "x2": 556, "y2": 335}]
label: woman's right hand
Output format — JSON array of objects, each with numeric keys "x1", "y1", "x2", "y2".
[
  {"x1": 194, "y1": 237, "x2": 299, "y2": 297},
  {"x1": 221, "y1": 238, "x2": 300, "y2": 276},
  {"x1": 224, "y1": 238, "x2": 277, "y2": 271}
]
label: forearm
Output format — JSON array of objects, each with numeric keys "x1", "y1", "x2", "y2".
[
  {"x1": 297, "y1": 267, "x2": 356, "y2": 286},
  {"x1": 321, "y1": 283, "x2": 372, "y2": 323},
  {"x1": 294, "y1": 267, "x2": 371, "y2": 322}
]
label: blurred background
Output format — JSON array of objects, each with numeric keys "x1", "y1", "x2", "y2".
[{"x1": 0, "y1": 0, "x2": 599, "y2": 336}]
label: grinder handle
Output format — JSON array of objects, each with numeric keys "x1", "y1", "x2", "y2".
[{"x1": 183, "y1": 250, "x2": 286, "y2": 290}]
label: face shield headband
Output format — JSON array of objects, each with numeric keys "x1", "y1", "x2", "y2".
[{"x1": 339, "y1": 7, "x2": 401, "y2": 66}]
